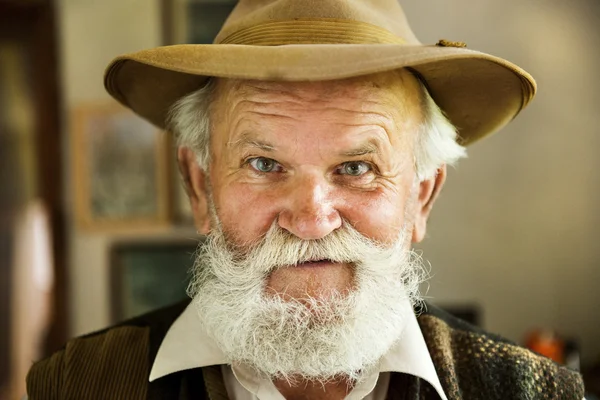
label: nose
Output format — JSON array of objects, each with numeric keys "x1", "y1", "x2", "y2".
[{"x1": 277, "y1": 175, "x2": 342, "y2": 240}]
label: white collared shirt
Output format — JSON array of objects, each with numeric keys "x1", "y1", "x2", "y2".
[{"x1": 150, "y1": 300, "x2": 448, "y2": 400}]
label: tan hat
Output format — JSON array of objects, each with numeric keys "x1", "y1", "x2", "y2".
[{"x1": 104, "y1": 0, "x2": 536, "y2": 145}]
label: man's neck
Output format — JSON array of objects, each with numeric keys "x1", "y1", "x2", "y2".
[{"x1": 273, "y1": 376, "x2": 354, "y2": 400}]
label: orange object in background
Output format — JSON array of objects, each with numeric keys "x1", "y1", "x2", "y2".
[{"x1": 525, "y1": 329, "x2": 565, "y2": 364}]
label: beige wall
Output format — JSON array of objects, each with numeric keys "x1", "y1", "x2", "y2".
[
  {"x1": 58, "y1": 0, "x2": 600, "y2": 365},
  {"x1": 403, "y1": 0, "x2": 600, "y2": 364}
]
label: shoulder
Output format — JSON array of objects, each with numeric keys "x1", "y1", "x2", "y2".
[
  {"x1": 418, "y1": 303, "x2": 585, "y2": 400},
  {"x1": 26, "y1": 299, "x2": 190, "y2": 400}
]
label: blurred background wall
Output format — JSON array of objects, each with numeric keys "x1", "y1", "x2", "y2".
[
  {"x1": 1, "y1": 0, "x2": 599, "y2": 396},
  {"x1": 402, "y1": 0, "x2": 600, "y2": 366}
]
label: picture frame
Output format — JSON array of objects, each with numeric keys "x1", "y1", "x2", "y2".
[
  {"x1": 163, "y1": 0, "x2": 237, "y2": 45},
  {"x1": 71, "y1": 103, "x2": 171, "y2": 231},
  {"x1": 110, "y1": 239, "x2": 201, "y2": 322}
]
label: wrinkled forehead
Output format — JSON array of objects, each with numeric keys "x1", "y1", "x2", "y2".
[{"x1": 211, "y1": 68, "x2": 425, "y2": 127}]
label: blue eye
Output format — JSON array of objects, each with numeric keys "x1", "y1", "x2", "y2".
[
  {"x1": 340, "y1": 161, "x2": 371, "y2": 176},
  {"x1": 249, "y1": 157, "x2": 281, "y2": 173}
]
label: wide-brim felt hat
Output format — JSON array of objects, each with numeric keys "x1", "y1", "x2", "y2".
[{"x1": 104, "y1": 0, "x2": 536, "y2": 145}]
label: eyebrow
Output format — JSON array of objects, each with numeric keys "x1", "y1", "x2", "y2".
[
  {"x1": 228, "y1": 134, "x2": 276, "y2": 153},
  {"x1": 228, "y1": 134, "x2": 384, "y2": 157},
  {"x1": 339, "y1": 140, "x2": 381, "y2": 157}
]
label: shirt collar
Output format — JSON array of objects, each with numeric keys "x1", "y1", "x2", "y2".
[{"x1": 149, "y1": 300, "x2": 447, "y2": 400}]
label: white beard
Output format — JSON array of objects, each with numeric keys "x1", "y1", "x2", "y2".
[{"x1": 188, "y1": 217, "x2": 426, "y2": 384}]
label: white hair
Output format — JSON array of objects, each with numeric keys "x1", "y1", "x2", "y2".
[
  {"x1": 169, "y1": 74, "x2": 467, "y2": 181},
  {"x1": 414, "y1": 82, "x2": 468, "y2": 180},
  {"x1": 169, "y1": 79, "x2": 217, "y2": 172}
]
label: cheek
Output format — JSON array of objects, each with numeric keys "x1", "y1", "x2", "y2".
[
  {"x1": 212, "y1": 182, "x2": 282, "y2": 243},
  {"x1": 339, "y1": 189, "x2": 409, "y2": 244}
]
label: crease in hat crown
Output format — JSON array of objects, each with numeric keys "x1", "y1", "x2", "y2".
[{"x1": 213, "y1": 0, "x2": 421, "y2": 45}]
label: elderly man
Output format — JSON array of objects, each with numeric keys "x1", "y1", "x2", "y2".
[{"x1": 27, "y1": 0, "x2": 584, "y2": 399}]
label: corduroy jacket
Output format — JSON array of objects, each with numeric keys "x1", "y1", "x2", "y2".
[{"x1": 26, "y1": 300, "x2": 584, "y2": 400}]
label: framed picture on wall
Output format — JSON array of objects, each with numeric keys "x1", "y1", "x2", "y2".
[
  {"x1": 163, "y1": 0, "x2": 237, "y2": 45},
  {"x1": 110, "y1": 239, "x2": 200, "y2": 322},
  {"x1": 71, "y1": 103, "x2": 171, "y2": 231}
]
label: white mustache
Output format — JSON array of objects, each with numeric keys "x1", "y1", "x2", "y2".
[{"x1": 199, "y1": 219, "x2": 405, "y2": 280}]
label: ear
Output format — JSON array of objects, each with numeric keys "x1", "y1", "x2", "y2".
[
  {"x1": 411, "y1": 164, "x2": 447, "y2": 243},
  {"x1": 177, "y1": 146, "x2": 211, "y2": 234}
]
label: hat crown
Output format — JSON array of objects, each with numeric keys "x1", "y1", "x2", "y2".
[{"x1": 214, "y1": 0, "x2": 421, "y2": 45}]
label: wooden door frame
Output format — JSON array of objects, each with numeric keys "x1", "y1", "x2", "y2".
[{"x1": 0, "y1": 0, "x2": 67, "y2": 355}]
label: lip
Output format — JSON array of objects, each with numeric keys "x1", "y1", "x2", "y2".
[{"x1": 294, "y1": 259, "x2": 335, "y2": 268}]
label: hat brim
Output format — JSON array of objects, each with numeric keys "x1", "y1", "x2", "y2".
[{"x1": 104, "y1": 43, "x2": 536, "y2": 145}]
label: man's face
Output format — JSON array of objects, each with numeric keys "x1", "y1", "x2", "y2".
[
  {"x1": 182, "y1": 70, "x2": 444, "y2": 380},
  {"x1": 207, "y1": 69, "x2": 425, "y2": 302}
]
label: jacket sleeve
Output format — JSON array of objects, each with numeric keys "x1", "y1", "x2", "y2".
[
  {"x1": 25, "y1": 326, "x2": 150, "y2": 400},
  {"x1": 26, "y1": 349, "x2": 65, "y2": 400}
]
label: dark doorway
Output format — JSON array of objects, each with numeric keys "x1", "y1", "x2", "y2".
[{"x1": 0, "y1": 0, "x2": 66, "y2": 397}]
